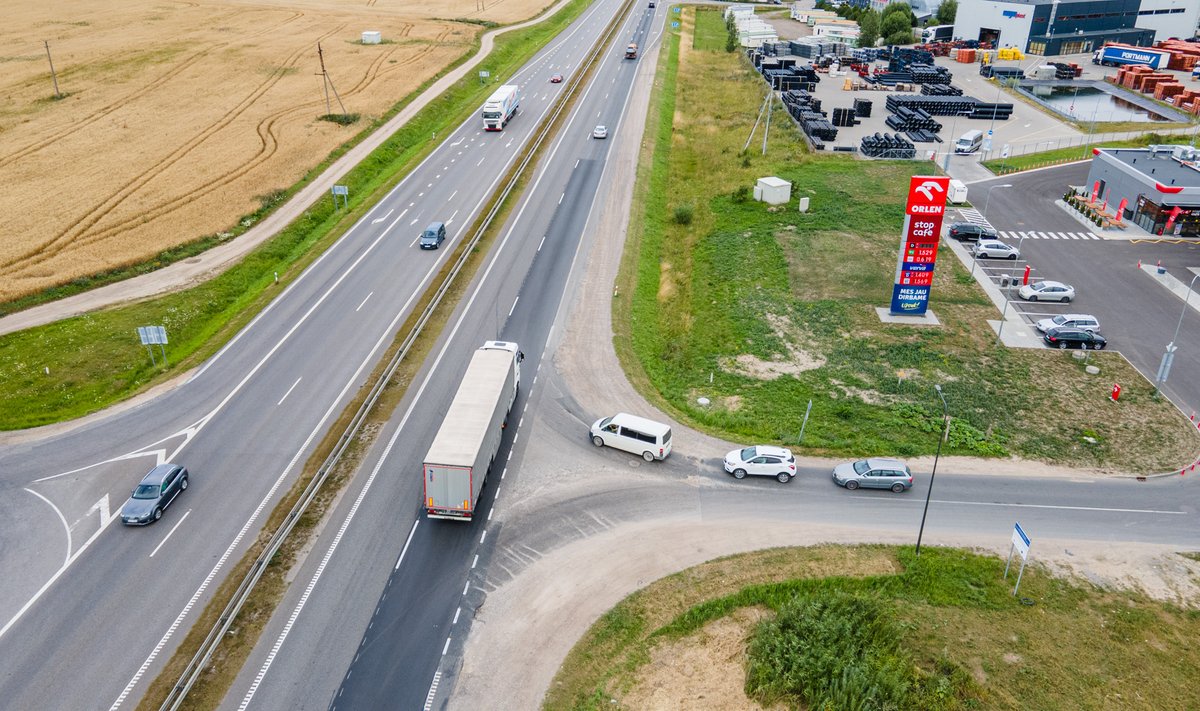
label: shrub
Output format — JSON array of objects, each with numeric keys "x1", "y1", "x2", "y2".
[
  {"x1": 673, "y1": 204, "x2": 694, "y2": 225},
  {"x1": 732, "y1": 185, "x2": 751, "y2": 203}
]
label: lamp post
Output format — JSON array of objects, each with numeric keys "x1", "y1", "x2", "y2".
[
  {"x1": 971, "y1": 183, "x2": 1012, "y2": 276},
  {"x1": 915, "y1": 384, "x2": 950, "y2": 557},
  {"x1": 1155, "y1": 273, "x2": 1200, "y2": 397}
]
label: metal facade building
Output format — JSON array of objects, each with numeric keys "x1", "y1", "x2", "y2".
[
  {"x1": 1087, "y1": 145, "x2": 1200, "y2": 235},
  {"x1": 953, "y1": 0, "x2": 1197, "y2": 55}
]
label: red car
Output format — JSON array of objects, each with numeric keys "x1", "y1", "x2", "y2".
[{"x1": 550, "y1": 73, "x2": 563, "y2": 83}]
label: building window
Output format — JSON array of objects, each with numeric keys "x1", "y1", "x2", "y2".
[{"x1": 1028, "y1": 40, "x2": 1047, "y2": 55}]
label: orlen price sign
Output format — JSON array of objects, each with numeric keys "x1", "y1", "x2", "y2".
[{"x1": 891, "y1": 176, "x2": 950, "y2": 316}]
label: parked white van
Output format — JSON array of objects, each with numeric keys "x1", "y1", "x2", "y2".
[
  {"x1": 590, "y1": 413, "x2": 672, "y2": 461},
  {"x1": 954, "y1": 130, "x2": 984, "y2": 154}
]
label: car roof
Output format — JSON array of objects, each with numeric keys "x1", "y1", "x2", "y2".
[
  {"x1": 864, "y1": 457, "x2": 907, "y2": 468},
  {"x1": 750, "y1": 445, "x2": 792, "y2": 457},
  {"x1": 977, "y1": 239, "x2": 1008, "y2": 245},
  {"x1": 1045, "y1": 313, "x2": 1094, "y2": 321},
  {"x1": 141, "y1": 463, "x2": 181, "y2": 485},
  {"x1": 1033, "y1": 280, "x2": 1067, "y2": 288}
]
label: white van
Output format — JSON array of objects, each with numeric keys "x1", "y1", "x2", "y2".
[
  {"x1": 590, "y1": 413, "x2": 672, "y2": 461},
  {"x1": 954, "y1": 130, "x2": 984, "y2": 154}
]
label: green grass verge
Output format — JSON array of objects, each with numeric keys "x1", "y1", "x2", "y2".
[
  {"x1": 982, "y1": 131, "x2": 1187, "y2": 175},
  {"x1": 612, "y1": 7, "x2": 1199, "y2": 472},
  {"x1": 546, "y1": 545, "x2": 1200, "y2": 710},
  {"x1": 691, "y1": 5, "x2": 727, "y2": 51},
  {"x1": 0, "y1": 0, "x2": 594, "y2": 431}
]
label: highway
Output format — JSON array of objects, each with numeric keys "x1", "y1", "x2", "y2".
[
  {"x1": 217, "y1": 3, "x2": 664, "y2": 710},
  {"x1": 0, "y1": 0, "x2": 638, "y2": 707}
]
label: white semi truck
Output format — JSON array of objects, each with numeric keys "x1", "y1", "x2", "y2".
[
  {"x1": 482, "y1": 84, "x2": 520, "y2": 131},
  {"x1": 422, "y1": 341, "x2": 522, "y2": 520}
]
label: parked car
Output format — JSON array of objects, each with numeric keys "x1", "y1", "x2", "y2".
[
  {"x1": 946, "y1": 223, "x2": 997, "y2": 242},
  {"x1": 1035, "y1": 314, "x2": 1100, "y2": 334},
  {"x1": 121, "y1": 463, "x2": 189, "y2": 525},
  {"x1": 550, "y1": 73, "x2": 563, "y2": 83},
  {"x1": 1018, "y1": 280, "x2": 1075, "y2": 303},
  {"x1": 592, "y1": 125, "x2": 608, "y2": 139},
  {"x1": 723, "y1": 445, "x2": 796, "y2": 483},
  {"x1": 1044, "y1": 326, "x2": 1107, "y2": 350},
  {"x1": 832, "y1": 458, "x2": 912, "y2": 493},
  {"x1": 972, "y1": 239, "x2": 1020, "y2": 260}
]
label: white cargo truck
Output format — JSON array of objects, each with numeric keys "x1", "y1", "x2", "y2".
[
  {"x1": 481, "y1": 84, "x2": 520, "y2": 131},
  {"x1": 423, "y1": 341, "x2": 522, "y2": 520}
]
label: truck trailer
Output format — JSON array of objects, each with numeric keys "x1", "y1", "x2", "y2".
[
  {"x1": 422, "y1": 341, "x2": 522, "y2": 520},
  {"x1": 482, "y1": 84, "x2": 520, "y2": 131},
  {"x1": 1092, "y1": 45, "x2": 1171, "y2": 69},
  {"x1": 921, "y1": 25, "x2": 953, "y2": 43}
]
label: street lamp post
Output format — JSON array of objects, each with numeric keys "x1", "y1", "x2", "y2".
[
  {"x1": 1155, "y1": 273, "x2": 1200, "y2": 396},
  {"x1": 971, "y1": 183, "x2": 1013, "y2": 276},
  {"x1": 915, "y1": 384, "x2": 950, "y2": 557},
  {"x1": 994, "y1": 231, "x2": 1029, "y2": 346}
]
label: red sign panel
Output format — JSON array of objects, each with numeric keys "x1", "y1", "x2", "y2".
[{"x1": 905, "y1": 176, "x2": 951, "y2": 216}]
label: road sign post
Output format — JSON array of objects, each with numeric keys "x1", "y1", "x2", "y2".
[
  {"x1": 136, "y1": 326, "x2": 169, "y2": 366},
  {"x1": 1003, "y1": 522, "x2": 1032, "y2": 596}
]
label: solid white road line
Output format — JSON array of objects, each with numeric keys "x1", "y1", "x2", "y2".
[
  {"x1": 509, "y1": 297, "x2": 519, "y2": 317},
  {"x1": 395, "y1": 519, "x2": 420, "y2": 571},
  {"x1": 356, "y1": 292, "x2": 373, "y2": 312},
  {"x1": 277, "y1": 377, "x2": 302, "y2": 406},
  {"x1": 149, "y1": 510, "x2": 191, "y2": 558},
  {"x1": 931, "y1": 499, "x2": 1185, "y2": 515},
  {"x1": 23, "y1": 488, "x2": 71, "y2": 567}
]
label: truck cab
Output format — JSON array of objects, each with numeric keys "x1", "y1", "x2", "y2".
[{"x1": 625, "y1": 43, "x2": 638, "y2": 59}]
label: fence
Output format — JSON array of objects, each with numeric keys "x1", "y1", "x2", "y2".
[{"x1": 979, "y1": 125, "x2": 1200, "y2": 164}]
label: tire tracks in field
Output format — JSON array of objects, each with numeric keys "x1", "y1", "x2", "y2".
[
  {"x1": 0, "y1": 10, "x2": 303, "y2": 173},
  {"x1": 0, "y1": 23, "x2": 345, "y2": 275}
]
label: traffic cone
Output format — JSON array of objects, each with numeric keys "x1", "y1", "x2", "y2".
[{"x1": 1137, "y1": 259, "x2": 1142, "y2": 268}]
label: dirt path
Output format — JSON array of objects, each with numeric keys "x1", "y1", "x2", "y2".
[{"x1": 0, "y1": 0, "x2": 576, "y2": 337}]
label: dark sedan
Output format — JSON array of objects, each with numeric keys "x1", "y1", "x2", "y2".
[
  {"x1": 121, "y1": 463, "x2": 189, "y2": 525},
  {"x1": 1043, "y1": 327, "x2": 1106, "y2": 350}
]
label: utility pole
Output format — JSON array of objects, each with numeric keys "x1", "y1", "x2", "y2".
[
  {"x1": 44, "y1": 40, "x2": 62, "y2": 99},
  {"x1": 316, "y1": 42, "x2": 347, "y2": 116}
]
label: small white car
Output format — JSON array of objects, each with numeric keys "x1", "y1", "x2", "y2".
[
  {"x1": 1036, "y1": 313, "x2": 1100, "y2": 333},
  {"x1": 973, "y1": 239, "x2": 1020, "y2": 260},
  {"x1": 1018, "y1": 280, "x2": 1075, "y2": 303},
  {"x1": 592, "y1": 125, "x2": 608, "y2": 139},
  {"x1": 723, "y1": 445, "x2": 796, "y2": 483}
]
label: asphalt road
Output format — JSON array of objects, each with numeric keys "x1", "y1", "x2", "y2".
[
  {"x1": 216, "y1": 1, "x2": 652, "y2": 710},
  {"x1": 956, "y1": 164, "x2": 1200, "y2": 420},
  {"x1": 0, "y1": 2, "x2": 622, "y2": 708}
]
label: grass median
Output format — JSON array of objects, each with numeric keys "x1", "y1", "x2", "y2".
[
  {"x1": 612, "y1": 7, "x2": 1199, "y2": 473},
  {"x1": 982, "y1": 131, "x2": 1183, "y2": 175},
  {"x1": 545, "y1": 544, "x2": 1200, "y2": 710},
  {"x1": 0, "y1": 0, "x2": 594, "y2": 432}
]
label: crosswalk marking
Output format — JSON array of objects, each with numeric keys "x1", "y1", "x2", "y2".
[{"x1": 983, "y1": 230, "x2": 1102, "y2": 241}]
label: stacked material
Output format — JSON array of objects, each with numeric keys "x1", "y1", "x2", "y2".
[
  {"x1": 860, "y1": 132, "x2": 915, "y2": 158},
  {"x1": 1048, "y1": 62, "x2": 1081, "y2": 79},
  {"x1": 885, "y1": 106, "x2": 942, "y2": 132},
  {"x1": 909, "y1": 64, "x2": 952, "y2": 84},
  {"x1": 886, "y1": 94, "x2": 1013, "y2": 120},
  {"x1": 782, "y1": 90, "x2": 837, "y2": 146},
  {"x1": 920, "y1": 83, "x2": 964, "y2": 96},
  {"x1": 788, "y1": 38, "x2": 849, "y2": 58},
  {"x1": 853, "y1": 98, "x2": 873, "y2": 117},
  {"x1": 904, "y1": 129, "x2": 942, "y2": 143},
  {"x1": 980, "y1": 64, "x2": 1024, "y2": 80},
  {"x1": 851, "y1": 47, "x2": 884, "y2": 62},
  {"x1": 831, "y1": 107, "x2": 859, "y2": 127},
  {"x1": 1154, "y1": 39, "x2": 1200, "y2": 71},
  {"x1": 887, "y1": 47, "x2": 935, "y2": 71},
  {"x1": 954, "y1": 48, "x2": 977, "y2": 63}
]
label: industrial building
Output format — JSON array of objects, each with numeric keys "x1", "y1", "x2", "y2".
[
  {"x1": 1087, "y1": 144, "x2": 1200, "y2": 235},
  {"x1": 952, "y1": 0, "x2": 1199, "y2": 56}
]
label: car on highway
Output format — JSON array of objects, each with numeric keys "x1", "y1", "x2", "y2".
[
  {"x1": 1035, "y1": 313, "x2": 1100, "y2": 334},
  {"x1": 1043, "y1": 326, "x2": 1107, "y2": 350},
  {"x1": 419, "y1": 221, "x2": 446, "y2": 250},
  {"x1": 946, "y1": 223, "x2": 997, "y2": 241},
  {"x1": 723, "y1": 445, "x2": 796, "y2": 483},
  {"x1": 121, "y1": 463, "x2": 189, "y2": 525},
  {"x1": 550, "y1": 73, "x2": 563, "y2": 83},
  {"x1": 592, "y1": 125, "x2": 608, "y2": 139},
  {"x1": 1018, "y1": 280, "x2": 1075, "y2": 303},
  {"x1": 832, "y1": 458, "x2": 912, "y2": 492},
  {"x1": 972, "y1": 239, "x2": 1020, "y2": 260}
]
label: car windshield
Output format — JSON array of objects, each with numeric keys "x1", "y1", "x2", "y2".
[
  {"x1": 1051, "y1": 315, "x2": 1068, "y2": 326},
  {"x1": 852, "y1": 460, "x2": 870, "y2": 475},
  {"x1": 132, "y1": 483, "x2": 159, "y2": 499},
  {"x1": 740, "y1": 447, "x2": 757, "y2": 460}
]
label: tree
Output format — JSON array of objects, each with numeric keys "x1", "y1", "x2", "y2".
[
  {"x1": 726, "y1": 14, "x2": 738, "y2": 53},
  {"x1": 936, "y1": 0, "x2": 958, "y2": 25},
  {"x1": 881, "y1": 11, "x2": 913, "y2": 39},
  {"x1": 881, "y1": 2, "x2": 916, "y2": 27},
  {"x1": 858, "y1": 10, "x2": 881, "y2": 48},
  {"x1": 886, "y1": 29, "x2": 916, "y2": 44}
]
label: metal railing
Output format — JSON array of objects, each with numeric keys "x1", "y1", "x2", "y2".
[
  {"x1": 979, "y1": 125, "x2": 1200, "y2": 163},
  {"x1": 156, "y1": 1, "x2": 635, "y2": 708}
]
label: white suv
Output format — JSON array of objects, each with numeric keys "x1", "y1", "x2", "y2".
[
  {"x1": 1036, "y1": 313, "x2": 1100, "y2": 333},
  {"x1": 724, "y1": 445, "x2": 796, "y2": 483}
]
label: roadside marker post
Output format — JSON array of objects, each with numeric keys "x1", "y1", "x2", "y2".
[{"x1": 1004, "y1": 522, "x2": 1032, "y2": 596}]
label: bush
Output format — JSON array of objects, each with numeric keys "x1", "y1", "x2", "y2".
[
  {"x1": 732, "y1": 185, "x2": 751, "y2": 203},
  {"x1": 673, "y1": 204, "x2": 694, "y2": 224}
]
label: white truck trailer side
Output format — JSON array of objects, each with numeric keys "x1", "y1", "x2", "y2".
[
  {"x1": 423, "y1": 341, "x2": 521, "y2": 520},
  {"x1": 482, "y1": 84, "x2": 520, "y2": 131}
]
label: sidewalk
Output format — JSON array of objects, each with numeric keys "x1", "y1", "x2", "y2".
[{"x1": 0, "y1": 0, "x2": 576, "y2": 338}]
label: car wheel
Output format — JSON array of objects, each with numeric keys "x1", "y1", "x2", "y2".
[
  {"x1": 776, "y1": 472, "x2": 791, "y2": 483},
  {"x1": 1062, "y1": 296, "x2": 1071, "y2": 303},
  {"x1": 1029, "y1": 295, "x2": 1039, "y2": 302},
  {"x1": 180, "y1": 477, "x2": 188, "y2": 491},
  {"x1": 891, "y1": 483, "x2": 905, "y2": 493},
  {"x1": 153, "y1": 507, "x2": 162, "y2": 521},
  {"x1": 845, "y1": 480, "x2": 860, "y2": 490},
  {"x1": 1058, "y1": 341, "x2": 1068, "y2": 349},
  {"x1": 1093, "y1": 343, "x2": 1104, "y2": 350},
  {"x1": 592, "y1": 435, "x2": 604, "y2": 447},
  {"x1": 1007, "y1": 253, "x2": 1018, "y2": 260},
  {"x1": 642, "y1": 451, "x2": 655, "y2": 462},
  {"x1": 733, "y1": 468, "x2": 747, "y2": 479}
]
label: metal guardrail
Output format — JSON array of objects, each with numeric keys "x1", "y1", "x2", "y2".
[{"x1": 156, "y1": 2, "x2": 635, "y2": 708}]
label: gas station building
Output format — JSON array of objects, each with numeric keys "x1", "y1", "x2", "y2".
[{"x1": 1088, "y1": 144, "x2": 1200, "y2": 235}]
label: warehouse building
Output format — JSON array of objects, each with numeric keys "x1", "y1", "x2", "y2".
[
  {"x1": 1087, "y1": 144, "x2": 1200, "y2": 235},
  {"x1": 952, "y1": 0, "x2": 1199, "y2": 55}
]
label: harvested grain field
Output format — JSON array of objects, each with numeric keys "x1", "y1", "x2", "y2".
[{"x1": 0, "y1": 0, "x2": 551, "y2": 302}]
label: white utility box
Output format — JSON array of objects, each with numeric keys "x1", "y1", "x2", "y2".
[
  {"x1": 362, "y1": 31, "x2": 382, "y2": 44},
  {"x1": 753, "y1": 176, "x2": 792, "y2": 205},
  {"x1": 948, "y1": 179, "x2": 968, "y2": 204}
]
